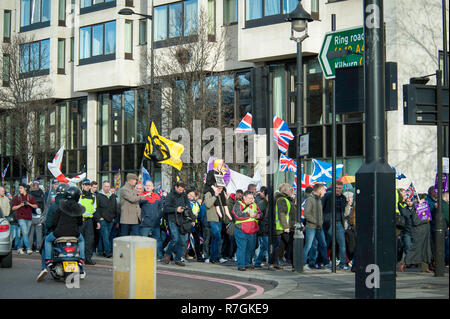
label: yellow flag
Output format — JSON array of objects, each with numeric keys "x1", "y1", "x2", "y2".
[{"x1": 144, "y1": 122, "x2": 184, "y2": 171}]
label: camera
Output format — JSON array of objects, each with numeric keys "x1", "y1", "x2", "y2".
[{"x1": 23, "y1": 201, "x2": 28, "y2": 206}]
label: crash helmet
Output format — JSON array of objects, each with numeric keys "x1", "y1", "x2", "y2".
[
  {"x1": 64, "y1": 186, "x2": 81, "y2": 202},
  {"x1": 56, "y1": 183, "x2": 70, "y2": 196}
]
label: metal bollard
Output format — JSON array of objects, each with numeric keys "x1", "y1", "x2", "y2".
[{"x1": 113, "y1": 236, "x2": 156, "y2": 299}]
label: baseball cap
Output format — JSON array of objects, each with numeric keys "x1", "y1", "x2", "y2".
[{"x1": 82, "y1": 179, "x2": 91, "y2": 185}]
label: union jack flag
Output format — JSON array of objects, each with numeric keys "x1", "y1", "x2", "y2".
[
  {"x1": 301, "y1": 173, "x2": 320, "y2": 191},
  {"x1": 406, "y1": 182, "x2": 418, "y2": 200},
  {"x1": 301, "y1": 199, "x2": 306, "y2": 222},
  {"x1": 235, "y1": 113, "x2": 253, "y2": 134},
  {"x1": 280, "y1": 155, "x2": 297, "y2": 172},
  {"x1": 273, "y1": 116, "x2": 294, "y2": 154}
]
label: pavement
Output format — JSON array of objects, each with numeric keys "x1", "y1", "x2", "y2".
[{"x1": 87, "y1": 254, "x2": 449, "y2": 299}]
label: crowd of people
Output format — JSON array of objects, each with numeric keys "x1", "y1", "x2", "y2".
[{"x1": 0, "y1": 168, "x2": 448, "y2": 277}]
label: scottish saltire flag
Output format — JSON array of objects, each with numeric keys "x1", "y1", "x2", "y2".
[
  {"x1": 141, "y1": 166, "x2": 151, "y2": 185},
  {"x1": 311, "y1": 159, "x2": 344, "y2": 183},
  {"x1": 273, "y1": 116, "x2": 294, "y2": 153},
  {"x1": 235, "y1": 113, "x2": 253, "y2": 134},
  {"x1": 406, "y1": 182, "x2": 418, "y2": 200},
  {"x1": 1, "y1": 163, "x2": 9, "y2": 185},
  {"x1": 392, "y1": 167, "x2": 406, "y2": 180},
  {"x1": 280, "y1": 155, "x2": 297, "y2": 172}
]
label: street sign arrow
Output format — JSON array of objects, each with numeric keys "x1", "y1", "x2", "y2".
[{"x1": 318, "y1": 26, "x2": 364, "y2": 79}]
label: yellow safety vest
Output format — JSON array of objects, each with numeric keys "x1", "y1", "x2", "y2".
[
  {"x1": 234, "y1": 202, "x2": 258, "y2": 225},
  {"x1": 80, "y1": 194, "x2": 97, "y2": 218},
  {"x1": 275, "y1": 197, "x2": 291, "y2": 231}
]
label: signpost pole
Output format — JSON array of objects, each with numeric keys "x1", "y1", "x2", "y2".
[{"x1": 331, "y1": 14, "x2": 337, "y2": 274}]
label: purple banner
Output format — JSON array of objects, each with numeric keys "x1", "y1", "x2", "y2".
[
  {"x1": 415, "y1": 202, "x2": 431, "y2": 221},
  {"x1": 434, "y1": 173, "x2": 448, "y2": 193}
]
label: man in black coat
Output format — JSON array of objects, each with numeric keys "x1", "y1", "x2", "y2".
[
  {"x1": 163, "y1": 181, "x2": 195, "y2": 266},
  {"x1": 254, "y1": 188, "x2": 270, "y2": 268},
  {"x1": 321, "y1": 180, "x2": 350, "y2": 270},
  {"x1": 96, "y1": 181, "x2": 119, "y2": 258}
]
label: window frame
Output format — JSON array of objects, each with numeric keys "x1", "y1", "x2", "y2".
[
  {"x1": 3, "y1": 10, "x2": 12, "y2": 43},
  {"x1": 244, "y1": 0, "x2": 299, "y2": 29},
  {"x1": 20, "y1": 0, "x2": 51, "y2": 32},
  {"x1": 223, "y1": 0, "x2": 238, "y2": 26},
  {"x1": 79, "y1": 20, "x2": 116, "y2": 66},
  {"x1": 153, "y1": 0, "x2": 199, "y2": 49},
  {"x1": 57, "y1": 38, "x2": 66, "y2": 74},
  {"x1": 125, "y1": 20, "x2": 133, "y2": 60},
  {"x1": 80, "y1": 0, "x2": 116, "y2": 15},
  {"x1": 19, "y1": 38, "x2": 51, "y2": 78}
]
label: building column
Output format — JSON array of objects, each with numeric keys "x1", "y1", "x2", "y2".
[{"x1": 86, "y1": 92, "x2": 98, "y2": 181}]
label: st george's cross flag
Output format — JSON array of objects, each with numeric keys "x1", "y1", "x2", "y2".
[
  {"x1": 280, "y1": 155, "x2": 297, "y2": 172},
  {"x1": 235, "y1": 113, "x2": 253, "y2": 134},
  {"x1": 273, "y1": 116, "x2": 294, "y2": 154}
]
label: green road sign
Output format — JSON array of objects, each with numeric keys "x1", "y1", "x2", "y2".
[{"x1": 318, "y1": 26, "x2": 364, "y2": 79}]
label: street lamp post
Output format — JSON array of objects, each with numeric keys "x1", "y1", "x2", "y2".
[
  {"x1": 118, "y1": 7, "x2": 155, "y2": 179},
  {"x1": 286, "y1": 2, "x2": 313, "y2": 273}
]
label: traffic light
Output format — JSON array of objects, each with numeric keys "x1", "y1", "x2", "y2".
[{"x1": 403, "y1": 84, "x2": 449, "y2": 125}]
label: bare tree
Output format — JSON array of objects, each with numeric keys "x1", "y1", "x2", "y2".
[
  {"x1": 0, "y1": 34, "x2": 54, "y2": 182},
  {"x1": 142, "y1": 9, "x2": 235, "y2": 190}
]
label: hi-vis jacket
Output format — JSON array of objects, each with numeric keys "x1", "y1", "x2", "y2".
[
  {"x1": 231, "y1": 200, "x2": 261, "y2": 235},
  {"x1": 79, "y1": 191, "x2": 97, "y2": 219}
]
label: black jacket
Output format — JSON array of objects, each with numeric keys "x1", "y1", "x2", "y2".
[
  {"x1": 257, "y1": 198, "x2": 270, "y2": 236},
  {"x1": 30, "y1": 189, "x2": 45, "y2": 211},
  {"x1": 164, "y1": 188, "x2": 192, "y2": 224},
  {"x1": 96, "y1": 192, "x2": 119, "y2": 222},
  {"x1": 45, "y1": 195, "x2": 64, "y2": 235},
  {"x1": 401, "y1": 205, "x2": 416, "y2": 235},
  {"x1": 52, "y1": 200, "x2": 84, "y2": 238},
  {"x1": 322, "y1": 191, "x2": 347, "y2": 228}
]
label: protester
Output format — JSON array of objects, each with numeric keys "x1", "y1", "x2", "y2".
[
  {"x1": 79, "y1": 179, "x2": 99, "y2": 265},
  {"x1": 254, "y1": 187, "x2": 270, "y2": 268},
  {"x1": 343, "y1": 191, "x2": 355, "y2": 266},
  {"x1": 303, "y1": 183, "x2": 330, "y2": 270},
  {"x1": 91, "y1": 181, "x2": 98, "y2": 195},
  {"x1": 187, "y1": 190, "x2": 203, "y2": 261},
  {"x1": 0, "y1": 185, "x2": 11, "y2": 220},
  {"x1": 442, "y1": 192, "x2": 449, "y2": 266},
  {"x1": 254, "y1": 186, "x2": 266, "y2": 203},
  {"x1": 11, "y1": 183, "x2": 38, "y2": 255},
  {"x1": 396, "y1": 188, "x2": 407, "y2": 264},
  {"x1": 139, "y1": 181, "x2": 163, "y2": 260},
  {"x1": 426, "y1": 186, "x2": 438, "y2": 269},
  {"x1": 403, "y1": 197, "x2": 433, "y2": 273},
  {"x1": 163, "y1": 181, "x2": 195, "y2": 266},
  {"x1": 232, "y1": 190, "x2": 261, "y2": 271},
  {"x1": 29, "y1": 182, "x2": 44, "y2": 253},
  {"x1": 204, "y1": 184, "x2": 227, "y2": 264},
  {"x1": 96, "y1": 181, "x2": 119, "y2": 258},
  {"x1": 271, "y1": 184, "x2": 296, "y2": 270},
  {"x1": 322, "y1": 180, "x2": 349, "y2": 270},
  {"x1": 119, "y1": 174, "x2": 142, "y2": 236}
]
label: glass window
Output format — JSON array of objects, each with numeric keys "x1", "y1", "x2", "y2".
[
  {"x1": 345, "y1": 123, "x2": 363, "y2": 156},
  {"x1": 224, "y1": 0, "x2": 237, "y2": 24},
  {"x1": 272, "y1": 66, "x2": 285, "y2": 118},
  {"x1": 265, "y1": 0, "x2": 280, "y2": 16},
  {"x1": 185, "y1": 0, "x2": 198, "y2": 36},
  {"x1": 21, "y1": 0, "x2": 31, "y2": 27},
  {"x1": 111, "y1": 94, "x2": 122, "y2": 143},
  {"x1": 70, "y1": 37, "x2": 74, "y2": 61},
  {"x1": 31, "y1": 0, "x2": 41, "y2": 24},
  {"x1": 80, "y1": 27, "x2": 91, "y2": 59},
  {"x1": 99, "y1": 94, "x2": 110, "y2": 145},
  {"x1": 326, "y1": 124, "x2": 343, "y2": 157},
  {"x1": 123, "y1": 90, "x2": 135, "y2": 144},
  {"x1": 124, "y1": 144, "x2": 135, "y2": 170},
  {"x1": 105, "y1": 21, "x2": 116, "y2": 55},
  {"x1": 60, "y1": 104, "x2": 67, "y2": 147},
  {"x1": 344, "y1": 157, "x2": 363, "y2": 176},
  {"x1": 125, "y1": 20, "x2": 133, "y2": 58},
  {"x1": 70, "y1": 101, "x2": 79, "y2": 149},
  {"x1": 59, "y1": 0, "x2": 66, "y2": 22},
  {"x1": 68, "y1": 150, "x2": 77, "y2": 173},
  {"x1": 139, "y1": 19, "x2": 147, "y2": 45},
  {"x1": 92, "y1": 24, "x2": 104, "y2": 56},
  {"x1": 42, "y1": 0, "x2": 50, "y2": 22},
  {"x1": 99, "y1": 146, "x2": 109, "y2": 171},
  {"x1": 283, "y1": 0, "x2": 298, "y2": 13},
  {"x1": 306, "y1": 60, "x2": 323, "y2": 125},
  {"x1": 154, "y1": 6, "x2": 168, "y2": 41},
  {"x1": 40, "y1": 39, "x2": 50, "y2": 70},
  {"x1": 306, "y1": 126, "x2": 323, "y2": 158},
  {"x1": 3, "y1": 10, "x2": 11, "y2": 41},
  {"x1": 111, "y1": 145, "x2": 121, "y2": 171},
  {"x1": 137, "y1": 89, "x2": 148, "y2": 142},
  {"x1": 80, "y1": 100, "x2": 87, "y2": 147},
  {"x1": 169, "y1": 2, "x2": 183, "y2": 38},
  {"x1": 246, "y1": 0, "x2": 262, "y2": 20},
  {"x1": 21, "y1": 0, "x2": 50, "y2": 27},
  {"x1": 208, "y1": 0, "x2": 215, "y2": 36},
  {"x1": 58, "y1": 39, "x2": 65, "y2": 73}
]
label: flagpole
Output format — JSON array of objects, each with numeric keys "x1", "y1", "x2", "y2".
[{"x1": 140, "y1": 121, "x2": 154, "y2": 181}]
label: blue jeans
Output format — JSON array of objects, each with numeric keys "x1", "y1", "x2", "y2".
[
  {"x1": 327, "y1": 222, "x2": 347, "y2": 267},
  {"x1": 120, "y1": 224, "x2": 140, "y2": 236},
  {"x1": 17, "y1": 219, "x2": 32, "y2": 250},
  {"x1": 165, "y1": 221, "x2": 188, "y2": 262},
  {"x1": 98, "y1": 220, "x2": 114, "y2": 255},
  {"x1": 10, "y1": 225, "x2": 21, "y2": 249},
  {"x1": 140, "y1": 226, "x2": 163, "y2": 259},
  {"x1": 44, "y1": 232, "x2": 85, "y2": 261},
  {"x1": 234, "y1": 227, "x2": 257, "y2": 269},
  {"x1": 304, "y1": 227, "x2": 329, "y2": 266},
  {"x1": 208, "y1": 221, "x2": 222, "y2": 261},
  {"x1": 401, "y1": 232, "x2": 413, "y2": 256},
  {"x1": 254, "y1": 235, "x2": 269, "y2": 267},
  {"x1": 272, "y1": 236, "x2": 281, "y2": 265}
]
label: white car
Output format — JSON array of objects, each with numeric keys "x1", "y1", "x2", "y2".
[{"x1": 0, "y1": 216, "x2": 12, "y2": 268}]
